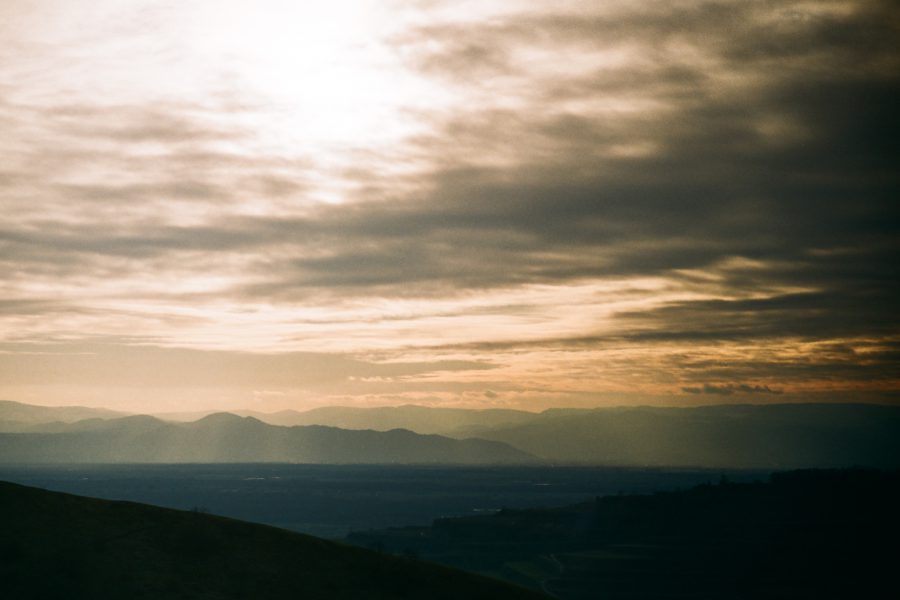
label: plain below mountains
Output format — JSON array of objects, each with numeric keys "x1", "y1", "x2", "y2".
[
  {"x1": 0, "y1": 412, "x2": 534, "y2": 464},
  {"x1": 0, "y1": 480, "x2": 546, "y2": 600}
]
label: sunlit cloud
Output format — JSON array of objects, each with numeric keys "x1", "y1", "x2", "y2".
[{"x1": 0, "y1": 0, "x2": 897, "y2": 411}]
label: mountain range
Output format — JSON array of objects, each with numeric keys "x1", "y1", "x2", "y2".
[
  {"x1": 0, "y1": 400, "x2": 129, "y2": 431},
  {"x1": 231, "y1": 405, "x2": 536, "y2": 436},
  {"x1": 474, "y1": 403, "x2": 900, "y2": 468},
  {"x1": 0, "y1": 411, "x2": 533, "y2": 464},
  {"x1": 2, "y1": 400, "x2": 899, "y2": 468}
]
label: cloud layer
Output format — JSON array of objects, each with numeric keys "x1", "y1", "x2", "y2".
[{"x1": 1, "y1": 0, "x2": 897, "y2": 410}]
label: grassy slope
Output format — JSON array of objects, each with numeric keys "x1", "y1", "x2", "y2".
[{"x1": 0, "y1": 481, "x2": 547, "y2": 600}]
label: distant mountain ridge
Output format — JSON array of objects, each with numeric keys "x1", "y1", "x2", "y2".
[
  {"x1": 0, "y1": 400, "x2": 131, "y2": 432},
  {"x1": 235, "y1": 403, "x2": 900, "y2": 469},
  {"x1": 474, "y1": 403, "x2": 900, "y2": 468},
  {"x1": 233, "y1": 404, "x2": 537, "y2": 436},
  {"x1": 2, "y1": 400, "x2": 899, "y2": 468},
  {"x1": 0, "y1": 412, "x2": 535, "y2": 464}
]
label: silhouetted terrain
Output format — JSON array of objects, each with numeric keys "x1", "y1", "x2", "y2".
[
  {"x1": 235, "y1": 403, "x2": 900, "y2": 468},
  {"x1": 0, "y1": 413, "x2": 534, "y2": 464},
  {"x1": 0, "y1": 480, "x2": 547, "y2": 600},
  {"x1": 198, "y1": 403, "x2": 900, "y2": 469},
  {"x1": 0, "y1": 400, "x2": 130, "y2": 432},
  {"x1": 3, "y1": 401, "x2": 899, "y2": 468},
  {"x1": 167, "y1": 403, "x2": 900, "y2": 468},
  {"x1": 233, "y1": 404, "x2": 536, "y2": 436},
  {"x1": 348, "y1": 469, "x2": 900, "y2": 599},
  {"x1": 474, "y1": 404, "x2": 900, "y2": 468}
]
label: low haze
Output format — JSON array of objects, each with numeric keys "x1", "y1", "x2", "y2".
[{"x1": 1, "y1": 0, "x2": 897, "y2": 413}]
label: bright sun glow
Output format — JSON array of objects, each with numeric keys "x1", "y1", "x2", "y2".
[{"x1": 186, "y1": 1, "x2": 447, "y2": 160}]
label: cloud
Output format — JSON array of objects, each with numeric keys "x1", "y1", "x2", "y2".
[
  {"x1": 682, "y1": 384, "x2": 783, "y2": 396},
  {"x1": 0, "y1": 0, "x2": 897, "y2": 408},
  {"x1": 4, "y1": 2, "x2": 898, "y2": 297},
  {"x1": 0, "y1": 341, "x2": 496, "y2": 388}
]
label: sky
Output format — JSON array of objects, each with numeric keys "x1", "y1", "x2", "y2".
[{"x1": 1, "y1": 0, "x2": 898, "y2": 413}]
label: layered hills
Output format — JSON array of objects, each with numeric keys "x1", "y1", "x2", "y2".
[
  {"x1": 2, "y1": 400, "x2": 899, "y2": 468},
  {"x1": 473, "y1": 403, "x2": 900, "y2": 468},
  {"x1": 0, "y1": 412, "x2": 534, "y2": 464},
  {"x1": 177, "y1": 403, "x2": 900, "y2": 468},
  {"x1": 232, "y1": 404, "x2": 535, "y2": 436},
  {"x1": 0, "y1": 400, "x2": 130, "y2": 432}
]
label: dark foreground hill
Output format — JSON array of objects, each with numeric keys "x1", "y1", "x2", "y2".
[
  {"x1": 0, "y1": 413, "x2": 534, "y2": 464},
  {"x1": 0, "y1": 480, "x2": 547, "y2": 600},
  {"x1": 348, "y1": 469, "x2": 900, "y2": 599}
]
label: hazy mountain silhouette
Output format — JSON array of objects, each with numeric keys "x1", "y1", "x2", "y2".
[
  {"x1": 0, "y1": 413, "x2": 535, "y2": 464},
  {"x1": 3, "y1": 401, "x2": 898, "y2": 468},
  {"x1": 0, "y1": 400, "x2": 130, "y2": 432},
  {"x1": 232, "y1": 403, "x2": 900, "y2": 468},
  {"x1": 0, "y1": 480, "x2": 546, "y2": 600},
  {"x1": 473, "y1": 404, "x2": 900, "y2": 468},
  {"x1": 233, "y1": 404, "x2": 536, "y2": 436}
]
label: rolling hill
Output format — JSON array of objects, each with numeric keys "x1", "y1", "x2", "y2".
[{"x1": 0, "y1": 480, "x2": 547, "y2": 600}]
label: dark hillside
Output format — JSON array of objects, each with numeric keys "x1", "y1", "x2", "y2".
[
  {"x1": 349, "y1": 469, "x2": 900, "y2": 599},
  {"x1": 0, "y1": 481, "x2": 547, "y2": 600}
]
